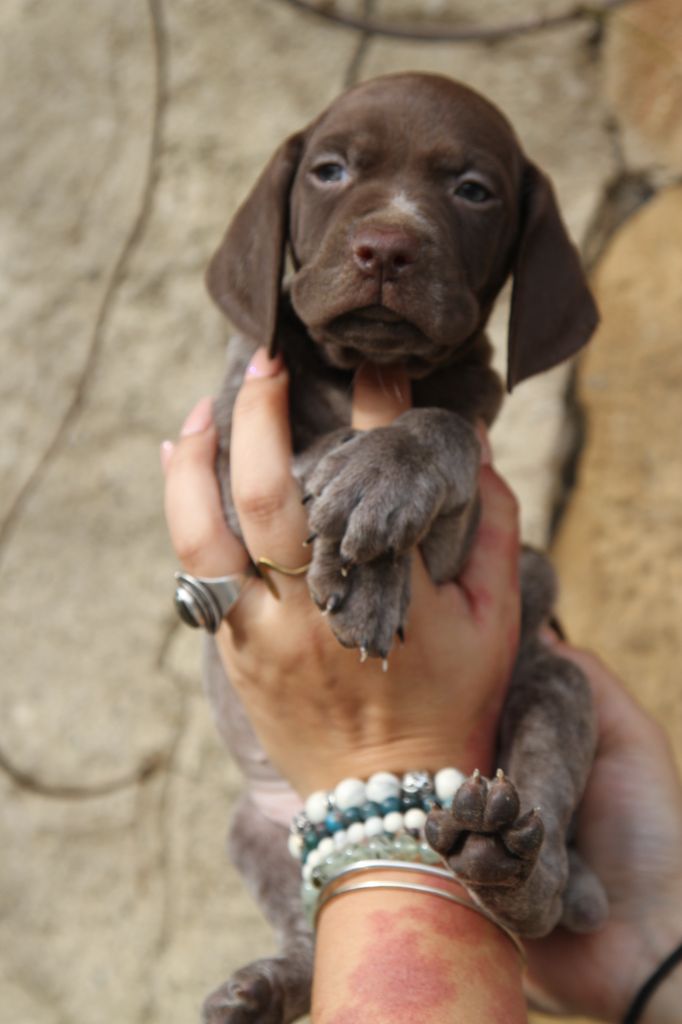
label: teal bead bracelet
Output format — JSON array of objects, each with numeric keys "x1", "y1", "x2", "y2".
[{"x1": 289, "y1": 768, "x2": 466, "y2": 867}]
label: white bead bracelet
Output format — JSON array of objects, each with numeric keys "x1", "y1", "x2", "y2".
[{"x1": 289, "y1": 767, "x2": 467, "y2": 866}]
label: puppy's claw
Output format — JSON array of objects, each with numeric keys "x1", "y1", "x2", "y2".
[
  {"x1": 303, "y1": 532, "x2": 317, "y2": 547},
  {"x1": 452, "y1": 771, "x2": 488, "y2": 830},
  {"x1": 301, "y1": 493, "x2": 313, "y2": 505},
  {"x1": 339, "y1": 555, "x2": 353, "y2": 576},
  {"x1": 503, "y1": 808, "x2": 545, "y2": 861},
  {"x1": 359, "y1": 646, "x2": 368, "y2": 663},
  {"x1": 326, "y1": 593, "x2": 342, "y2": 614},
  {"x1": 396, "y1": 626, "x2": 405, "y2": 644},
  {"x1": 482, "y1": 771, "x2": 520, "y2": 831},
  {"x1": 425, "y1": 808, "x2": 462, "y2": 857},
  {"x1": 382, "y1": 658, "x2": 389, "y2": 673}
]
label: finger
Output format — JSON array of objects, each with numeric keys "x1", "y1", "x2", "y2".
[
  {"x1": 231, "y1": 350, "x2": 310, "y2": 591},
  {"x1": 352, "y1": 364, "x2": 412, "y2": 429},
  {"x1": 164, "y1": 397, "x2": 247, "y2": 577},
  {"x1": 458, "y1": 465, "x2": 521, "y2": 621}
]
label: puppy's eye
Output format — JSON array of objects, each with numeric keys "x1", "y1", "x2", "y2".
[
  {"x1": 311, "y1": 162, "x2": 348, "y2": 184},
  {"x1": 454, "y1": 180, "x2": 493, "y2": 204}
]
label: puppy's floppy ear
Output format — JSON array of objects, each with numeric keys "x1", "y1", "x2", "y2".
[
  {"x1": 507, "y1": 161, "x2": 598, "y2": 390},
  {"x1": 206, "y1": 132, "x2": 304, "y2": 356}
]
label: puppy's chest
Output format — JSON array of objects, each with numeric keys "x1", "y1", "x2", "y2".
[
  {"x1": 286, "y1": 357, "x2": 502, "y2": 461},
  {"x1": 288, "y1": 369, "x2": 352, "y2": 453}
]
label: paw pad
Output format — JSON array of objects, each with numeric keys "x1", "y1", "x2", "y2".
[{"x1": 425, "y1": 770, "x2": 544, "y2": 887}]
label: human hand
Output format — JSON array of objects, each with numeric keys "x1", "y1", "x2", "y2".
[
  {"x1": 163, "y1": 349, "x2": 521, "y2": 796},
  {"x1": 524, "y1": 646, "x2": 682, "y2": 1023}
]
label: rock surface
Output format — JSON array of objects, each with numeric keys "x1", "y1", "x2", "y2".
[
  {"x1": 553, "y1": 187, "x2": 682, "y2": 758},
  {"x1": 604, "y1": 0, "x2": 682, "y2": 177},
  {"x1": 0, "y1": 1, "x2": 678, "y2": 1022}
]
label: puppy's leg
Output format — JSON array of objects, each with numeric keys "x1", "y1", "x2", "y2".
[
  {"x1": 305, "y1": 409, "x2": 479, "y2": 567},
  {"x1": 304, "y1": 409, "x2": 480, "y2": 657},
  {"x1": 200, "y1": 794, "x2": 309, "y2": 1019},
  {"x1": 201, "y1": 644, "x2": 313, "y2": 1022},
  {"x1": 307, "y1": 535, "x2": 412, "y2": 659},
  {"x1": 427, "y1": 552, "x2": 607, "y2": 937},
  {"x1": 202, "y1": 795, "x2": 313, "y2": 1024},
  {"x1": 427, "y1": 640, "x2": 608, "y2": 937}
]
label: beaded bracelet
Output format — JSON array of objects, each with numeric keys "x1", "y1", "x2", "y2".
[
  {"x1": 289, "y1": 768, "x2": 465, "y2": 872},
  {"x1": 300, "y1": 834, "x2": 444, "y2": 921}
]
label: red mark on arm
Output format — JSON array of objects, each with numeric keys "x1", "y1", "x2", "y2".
[
  {"x1": 318, "y1": 893, "x2": 525, "y2": 1024},
  {"x1": 326, "y1": 909, "x2": 458, "y2": 1024}
]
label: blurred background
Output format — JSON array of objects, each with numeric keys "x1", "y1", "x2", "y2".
[{"x1": 0, "y1": 1, "x2": 680, "y2": 1021}]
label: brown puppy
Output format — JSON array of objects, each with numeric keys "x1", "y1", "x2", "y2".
[{"x1": 202, "y1": 74, "x2": 607, "y2": 1024}]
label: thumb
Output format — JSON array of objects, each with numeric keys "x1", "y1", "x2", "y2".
[
  {"x1": 458, "y1": 465, "x2": 520, "y2": 621},
  {"x1": 351, "y1": 364, "x2": 412, "y2": 429}
]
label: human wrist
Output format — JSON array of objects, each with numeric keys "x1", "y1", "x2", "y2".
[
  {"x1": 640, "y1": 971, "x2": 682, "y2": 1024},
  {"x1": 289, "y1": 768, "x2": 469, "y2": 884},
  {"x1": 314, "y1": 862, "x2": 526, "y2": 962},
  {"x1": 629, "y1": 935, "x2": 682, "y2": 1024},
  {"x1": 296, "y1": 734, "x2": 496, "y2": 796},
  {"x1": 312, "y1": 866, "x2": 526, "y2": 1024},
  {"x1": 615, "y1": 895, "x2": 682, "y2": 1024}
]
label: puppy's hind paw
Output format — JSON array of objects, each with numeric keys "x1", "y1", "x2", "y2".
[{"x1": 203, "y1": 965, "x2": 284, "y2": 1024}]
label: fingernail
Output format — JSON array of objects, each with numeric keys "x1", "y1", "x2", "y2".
[
  {"x1": 246, "y1": 348, "x2": 283, "y2": 379},
  {"x1": 160, "y1": 440, "x2": 174, "y2": 472},
  {"x1": 181, "y1": 396, "x2": 213, "y2": 437}
]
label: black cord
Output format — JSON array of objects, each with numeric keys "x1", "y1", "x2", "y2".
[{"x1": 623, "y1": 941, "x2": 682, "y2": 1024}]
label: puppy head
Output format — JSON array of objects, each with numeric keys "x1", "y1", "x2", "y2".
[{"x1": 207, "y1": 73, "x2": 597, "y2": 389}]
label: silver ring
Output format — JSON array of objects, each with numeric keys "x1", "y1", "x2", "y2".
[{"x1": 174, "y1": 571, "x2": 250, "y2": 633}]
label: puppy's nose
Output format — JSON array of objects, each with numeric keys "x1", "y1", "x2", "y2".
[{"x1": 352, "y1": 227, "x2": 419, "y2": 279}]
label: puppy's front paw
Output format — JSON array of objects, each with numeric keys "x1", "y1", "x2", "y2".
[
  {"x1": 307, "y1": 536, "x2": 410, "y2": 659},
  {"x1": 426, "y1": 770, "x2": 544, "y2": 887},
  {"x1": 305, "y1": 426, "x2": 446, "y2": 567}
]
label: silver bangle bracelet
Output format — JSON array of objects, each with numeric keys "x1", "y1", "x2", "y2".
[
  {"x1": 315, "y1": 866, "x2": 526, "y2": 964},
  {"x1": 315, "y1": 857, "x2": 461, "y2": 888}
]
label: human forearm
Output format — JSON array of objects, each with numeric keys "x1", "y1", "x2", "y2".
[{"x1": 312, "y1": 867, "x2": 526, "y2": 1023}]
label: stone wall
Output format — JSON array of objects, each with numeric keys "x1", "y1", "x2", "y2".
[{"x1": 1, "y1": 1, "x2": 679, "y2": 1021}]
